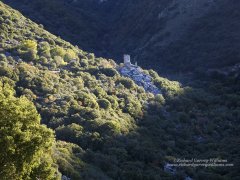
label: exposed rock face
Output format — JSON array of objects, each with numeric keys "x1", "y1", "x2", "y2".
[{"x1": 118, "y1": 56, "x2": 161, "y2": 94}]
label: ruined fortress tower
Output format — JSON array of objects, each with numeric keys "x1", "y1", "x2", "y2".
[{"x1": 124, "y1": 54, "x2": 131, "y2": 66}]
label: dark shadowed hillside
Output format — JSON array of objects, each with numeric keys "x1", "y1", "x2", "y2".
[{"x1": 3, "y1": 0, "x2": 240, "y2": 74}]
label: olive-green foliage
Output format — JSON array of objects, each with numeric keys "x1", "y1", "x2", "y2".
[
  {"x1": 0, "y1": 78, "x2": 60, "y2": 180},
  {"x1": 53, "y1": 56, "x2": 67, "y2": 66},
  {"x1": 38, "y1": 41, "x2": 51, "y2": 58},
  {"x1": 106, "y1": 96, "x2": 118, "y2": 109},
  {"x1": 0, "y1": 54, "x2": 7, "y2": 62},
  {"x1": 97, "y1": 98, "x2": 111, "y2": 109},
  {"x1": 125, "y1": 96, "x2": 143, "y2": 118},
  {"x1": 53, "y1": 142, "x2": 83, "y2": 179},
  {"x1": 102, "y1": 121, "x2": 121, "y2": 134},
  {"x1": 51, "y1": 46, "x2": 66, "y2": 58},
  {"x1": 56, "y1": 124, "x2": 83, "y2": 142},
  {"x1": 100, "y1": 68, "x2": 118, "y2": 77},
  {"x1": 93, "y1": 87, "x2": 107, "y2": 98},
  {"x1": 154, "y1": 76, "x2": 183, "y2": 97},
  {"x1": 64, "y1": 49, "x2": 77, "y2": 62},
  {"x1": 75, "y1": 91, "x2": 99, "y2": 109},
  {"x1": 17, "y1": 40, "x2": 38, "y2": 61},
  {"x1": 116, "y1": 77, "x2": 134, "y2": 89}
]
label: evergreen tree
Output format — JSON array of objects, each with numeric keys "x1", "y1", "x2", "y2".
[{"x1": 0, "y1": 78, "x2": 60, "y2": 180}]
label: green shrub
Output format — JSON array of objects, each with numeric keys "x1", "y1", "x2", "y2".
[
  {"x1": 51, "y1": 46, "x2": 66, "y2": 57},
  {"x1": 116, "y1": 78, "x2": 134, "y2": 89},
  {"x1": 80, "y1": 58, "x2": 88, "y2": 67},
  {"x1": 75, "y1": 91, "x2": 99, "y2": 109},
  {"x1": 0, "y1": 54, "x2": 7, "y2": 62},
  {"x1": 64, "y1": 49, "x2": 77, "y2": 62},
  {"x1": 125, "y1": 96, "x2": 143, "y2": 118},
  {"x1": 93, "y1": 87, "x2": 107, "y2": 98},
  {"x1": 154, "y1": 77, "x2": 182, "y2": 97},
  {"x1": 87, "y1": 53, "x2": 95, "y2": 60},
  {"x1": 102, "y1": 121, "x2": 121, "y2": 134},
  {"x1": 106, "y1": 96, "x2": 119, "y2": 109},
  {"x1": 38, "y1": 41, "x2": 51, "y2": 58},
  {"x1": 53, "y1": 56, "x2": 67, "y2": 66},
  {"x1": 18, "y1": 40, "x2": 38, "y2": 61},
  {"x1": 101, "y1": 68, "x2": 118, "y2": 77},
  {"x1": 97, "y1": 98, "x2": 111, "y2": 109}
]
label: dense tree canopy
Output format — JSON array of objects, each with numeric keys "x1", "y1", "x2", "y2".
[{"x1": 0, "y1": 78, "x2": 60, "y2": 180}]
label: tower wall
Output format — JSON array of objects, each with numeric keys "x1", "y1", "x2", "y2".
[{"x1": 124, "y1": 54, "x2": 131, "y2": 64}]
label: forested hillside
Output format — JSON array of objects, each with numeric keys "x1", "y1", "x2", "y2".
[
  {"x1": 3, "y1": 0, "x2": 240, "y2": 74},
  {"x1": 0, "y1": 1, "x2": 240, "y2": 179}
]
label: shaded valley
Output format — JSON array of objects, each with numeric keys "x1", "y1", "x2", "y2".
[{"x1": 3, "y1": 0, "x2": 240, "y2": 75}]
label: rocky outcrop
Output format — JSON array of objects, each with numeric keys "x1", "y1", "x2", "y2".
[{"x1": 118, "y1": 59, "x2": 161, "y2": 94}]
